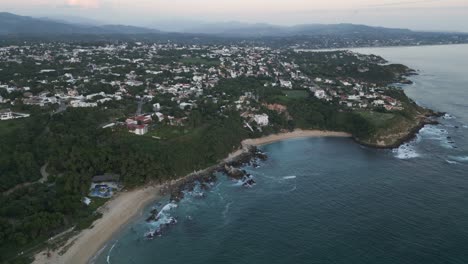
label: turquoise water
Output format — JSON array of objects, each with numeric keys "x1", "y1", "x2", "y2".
[{"x1": 94, "y1": 44, "x2": 468, "y2": 264}]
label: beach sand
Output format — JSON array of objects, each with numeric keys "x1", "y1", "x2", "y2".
[
  {"x1": 33, "y1": 129, "x2": 350, "y2": 264},
  {"x1": 33, "y1": 185, "x2": 161, "y2": 264},
  {"x1": 242, "y1": 129, "x2": 352, "y2": 147}
]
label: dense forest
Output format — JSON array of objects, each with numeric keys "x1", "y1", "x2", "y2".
[{"x1": 0, "y1": 106, "x2": 248, "y2": 263}]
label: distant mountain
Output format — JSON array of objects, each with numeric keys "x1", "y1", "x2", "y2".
[
  {"x1": 179, "y1": 21, "x2": 413, "y2": 37},
  {"x1": 1, "y1": 12, "x2": 465, "y2": 42},
  {"x1": 0, "y1": 12, "x2": 159, "y2": 36},
  {"x1": 39, "y1": 15, "x2": 104, "y2": 26}
]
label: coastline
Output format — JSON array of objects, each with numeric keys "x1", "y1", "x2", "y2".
[
  {"x1": 33, "y1": 185, "x2": 162, "y2": 264},
  {"x1": 242, "y1": 129, "x2": 352, "y2": 147},
  {"x1": 32, "y1": 126, "x2": 437, "y2": 264},
  {"x1": 32, "y1": 129, "x2": 352, "y2": 264}
]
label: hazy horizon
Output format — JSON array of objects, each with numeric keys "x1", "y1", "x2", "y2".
[{"x1": 2, "y1": 0, "x2": 468, "y2": 32}]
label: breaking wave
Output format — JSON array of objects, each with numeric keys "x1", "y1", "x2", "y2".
[
  {"x1": 442, "y1": 113, "x2": 456, "y2": 120},
  {"x1": 106, "y1": 241, "x2": 118, "y2": 264},
  {"x1": 419, "y1": 126, "x2": 454, "y2": 148},
  {"x1": 222, "y1": 202, "x2": 233, "y2": 218},
  {"x1": 393, "y1": 143, "x2": 420, "y2": 159},
  {"x1": 448, "y1": 156, "x2": 468, "y2": 163},
  {"x1": 283, "y1": 176, "x2": 297, "y2": 180}
]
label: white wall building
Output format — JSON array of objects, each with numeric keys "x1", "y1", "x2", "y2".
[
  {"x1": 314, "y1": 90, "x2": 327, "y2": 99},
  {"x1": 254, "y1": 114, "x2": 269, "y2": 127}
]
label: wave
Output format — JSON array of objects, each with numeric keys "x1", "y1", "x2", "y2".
[
  {"x1": 106, "y1": 240, "x2": 118, "y2": 264},
  {"x1": 158, "y1": 202, "x2": 177, "y2": 215},
  {"x1": 393, "y1": 143, "x2": 420, "y2": 159},
  {"x1": 419, "y1": 126, "x2": 447, "y2": 138},
  {"x1": 448, "y1": 156, "x2": 468, "y2": 162},
  {"x1": 222, "y1": 202, "x2": 233, "y2": 218},
  {"x1": 419, "y1": 126, "x2": 454, "y2": 148},
  {"x1": 147, "y1": 202, "x2": 179, "y2": 229},
  {"x1": 443, "y1": 113, "x2": 456, "y2": 120},
  {"x1": 283, "y1": 175, "x2": 297, "y2": 180},
  {"x1": 446, "y1": 160, "x2": 458, "y2": 164}
]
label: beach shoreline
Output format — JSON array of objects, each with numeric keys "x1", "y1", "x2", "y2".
[
  {"x1": 242, "y1": 129, "x2": 352, "y2": 147},
  {"x1": 33, "y1": 185, "x2": 162, "y2": 264},
  {"x1": 32, "y1": 129, "x2": 352, "y2": 264}
]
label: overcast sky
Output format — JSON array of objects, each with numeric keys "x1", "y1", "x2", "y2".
[{"x1": 2, "y1": 0, "x2": 468, "y2": 32}]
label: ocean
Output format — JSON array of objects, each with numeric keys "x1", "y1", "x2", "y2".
[{"x1": 93, "y1": 44, "x2": 468, "y2": 264}]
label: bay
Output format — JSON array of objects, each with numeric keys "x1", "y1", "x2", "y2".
[{"x1": 94, "y1": 44, "x2": 468, "y2": 264}]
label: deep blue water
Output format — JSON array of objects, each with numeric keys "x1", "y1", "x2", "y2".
[{"x1": 94, "y1": 44, "x2": 468, "y2": 264}]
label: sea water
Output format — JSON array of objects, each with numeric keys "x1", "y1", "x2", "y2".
[{"x1": 94, "y1": 44, "x2": 468, "y2": 264}]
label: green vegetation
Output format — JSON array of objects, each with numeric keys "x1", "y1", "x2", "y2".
[
  {"x1": 283, "y1": 89, "x2": 310, "y2": 99},
  {"x1": 180, "y1": 57, "x2": 220, "y2": 66},
  {"x1": 0, "y1": 106, "x2": 249, "y2": 263},
  {"x1": 0, "y1": 44, "x2": 430, "y2": 263}
]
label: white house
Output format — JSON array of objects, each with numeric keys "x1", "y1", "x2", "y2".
[
  {"x1": 254, "y1": 114, "x2": 269, "y2": 127},
  {"x1": 155, "y1": 112, "x2": 165, "y2": 122},
  {"x1": 134, "y1": 125, "x2": 148, "y2": 135},
  {"x1": 179, "y1": 102, "x2": 193, "y2": 110},
  {"x1": 372, "y1": 100, "x2": 385, "y2": 106},
  {"x1": 280, "y1": 80, "x2": 293, "y2": 89},
  {"x1": 153, "y1": 103, "x2": 161, "y2": 112},
  {"x1": 70, "y1": 100, "x2": 98, "y2": 108},
  {"x1": 314, "y1": 90, "x2": 327, "y2": 99}
]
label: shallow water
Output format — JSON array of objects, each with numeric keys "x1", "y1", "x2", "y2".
[{"x1": 94, "y1": 44, "x2": 468, "y2": 264}]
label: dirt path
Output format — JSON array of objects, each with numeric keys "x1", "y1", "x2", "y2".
[{"x1": 2, "y1": 163, "x2": 49, "y2": 196}]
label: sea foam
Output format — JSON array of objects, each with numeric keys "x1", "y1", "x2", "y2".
[
  {"x1": 448, "y1": 156, "x2": 468, "y2": 162},
  {"x1": 419, "y1": 126, "x2": 454, "y2": 148},
  {"x1": 443, "y1": 113, "x2": 456, "y2": 120},
  {"x1": 393, "y1": 143, "x2": 420, "y2": 159}
]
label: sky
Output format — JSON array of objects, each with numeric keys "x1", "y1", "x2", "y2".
[{"x1": 2, "y1": 0, "x2": 468, "y2": 32}]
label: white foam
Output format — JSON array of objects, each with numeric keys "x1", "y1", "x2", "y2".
[
  {"x1": 448, "y1": 156, "x2": 468, "y2": 162},
  {"x1": 283, "y1": 176, "x2": 297, "y2": 180},
  {"x1": 419, "y1": 126, "x2": 448, "y2": 139},
  {"x1": 419, "y1": 125, "x2": 453, "y2": 148},
  {"x1": 445, "y1": 160, "x2": 458, "y2": 164},
  {"x1": 151, "y1": 202, "x2": 178, "y2": 227},
  {"x1": 160, "y1": 202, "x2": 177, "y2": 213},
  {"x1": 222, "y1": 202, "x2": 232, "y2": 218},
  {"x1": 393, "y1": 143, "x2": 420, "y2": 159},
  {"x1": 106, "y1": 240, "x2": 117, "y2": 264},
  {"x1": 443, "y1": 113, "x2": 456, "y2": 120}
]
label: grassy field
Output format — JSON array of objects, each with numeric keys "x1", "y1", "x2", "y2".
[
  {"x1": 283, "y1": 89, "x2": 310, "y2": 99},
  {"x1": 180, "y1": 57, "x2": 220, "y2": 67},
  {"x1": 359, "y1": 111, "x2": 396, "y2": 128}
]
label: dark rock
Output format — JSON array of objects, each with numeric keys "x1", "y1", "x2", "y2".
[
  {"x1": 255, "y1": 151, "x2": 268, "y2": 161},
  {"x1": 224, "y1": 165, "x2": 245, "y2": 179},
  {"x1": 145, "y1": 214, "x2": 159, "y2": 223},
  {"x1": 170, "y1": 189, "x2": 184, "y2": 202},
  {"x1": 200, "y1": 183, "x2": 210, "y2": 191},
  {"x1": 243, "y1": 178, "x2": 256, "y2": 187}
]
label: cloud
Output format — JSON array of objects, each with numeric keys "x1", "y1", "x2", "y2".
[{"x1": 66, "y1": 0, "x2": 100, "y2": 8}]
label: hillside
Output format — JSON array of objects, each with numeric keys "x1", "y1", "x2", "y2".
[{"x1": 0, "y1": 12, "x2": 159, "y2": 36}]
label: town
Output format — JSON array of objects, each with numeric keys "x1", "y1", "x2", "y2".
[{"x1": 0, "y1": 42, "x2": 408, "y2": 136}]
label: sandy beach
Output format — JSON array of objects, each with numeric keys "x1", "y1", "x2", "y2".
[
  {"x1": 33, "y1": 185, "x2": 162, "y2": 264},
  {"x1": 33, "y1": 129, "x2": 350, "y2": 264},
  {"x1": 242, "y1": 129, "x2": 352, "y2": 147}
]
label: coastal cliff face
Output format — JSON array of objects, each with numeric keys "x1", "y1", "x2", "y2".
[{"x1": 354, "y1": 106, "x2": 440, "y2": 149}]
